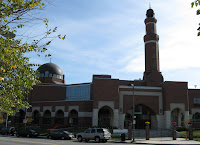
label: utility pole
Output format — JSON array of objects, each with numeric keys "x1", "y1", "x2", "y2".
[{"x1": 131, "y1": 84, "x2": 135, "y2": 142}]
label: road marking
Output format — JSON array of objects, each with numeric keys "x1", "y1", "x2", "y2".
[{"x1": 0, "y1": 138, "x2": 59, "y2": 145}]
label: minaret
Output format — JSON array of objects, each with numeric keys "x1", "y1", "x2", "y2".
[{"x1": 143, "y1": 8, "x2": 163, "y2": 86}]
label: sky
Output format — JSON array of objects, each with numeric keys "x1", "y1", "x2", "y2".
[{"x1": 26, "y1": 0, "x2": 200, "y2": 88}]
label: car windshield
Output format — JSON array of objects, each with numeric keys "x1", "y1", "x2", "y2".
[
  {"x1": 29, "y1": 129, "x2": 36, "y2": 133},
  {"x1": 63, "y1": 131, "x2": 69, "y2": 134}
]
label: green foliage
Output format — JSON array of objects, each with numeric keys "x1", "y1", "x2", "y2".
[
  {"x1": 0, "y1": 0, "x2": 65, "y2": 114},
  {"x1": 191, "y1": 0, "x2": 200, "y2": 36}
]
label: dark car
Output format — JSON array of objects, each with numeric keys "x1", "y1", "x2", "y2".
[
  {"x1": 0, "y1": 127, "x2": 15, "y2": 135},
  {"x1": 47, "y1": 129, "x2": 60, "y2": 139},
  {"x1": 49, "y1": 130, "x2": 73, "y2": 140},
  {"x1": 16, "y1": 129, "x2": 39, "y2": 138}
]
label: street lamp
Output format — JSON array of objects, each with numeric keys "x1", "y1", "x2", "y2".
[{"x1": 131, "y1": 84, "x2": 135, "y2": 142}]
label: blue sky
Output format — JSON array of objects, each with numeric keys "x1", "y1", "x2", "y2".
[{"x1": 27, "y1": 0, "x2": 200, "y2": 88}]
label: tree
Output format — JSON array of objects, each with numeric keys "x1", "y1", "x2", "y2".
[
  {"x1": 0, "y1": 0, "x2": 65, "y2": 114},
  {"x1": 191, "y1": 0, "x2": 200, "y2": 36}
]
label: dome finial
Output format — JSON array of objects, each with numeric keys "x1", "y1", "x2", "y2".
[{"x1": 146, "y1": 6, "x2": 155, "y2": 18}]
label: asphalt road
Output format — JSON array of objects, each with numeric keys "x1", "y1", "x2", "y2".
[{"x1": 0, "y1": 135, "x2": 128, "y2": 145}]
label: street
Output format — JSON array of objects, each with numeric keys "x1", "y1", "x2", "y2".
[{"x1": 0, "y1": 135, "x2": 128, "y2": 145}]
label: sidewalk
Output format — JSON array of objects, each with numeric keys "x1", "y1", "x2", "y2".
[{"x1": 113, "y1": 137, "x2": 200, "y2": 144}]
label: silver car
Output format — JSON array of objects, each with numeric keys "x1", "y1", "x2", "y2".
[{"x1": 76, "y1": 128, "x2": 111, "y2": 143}]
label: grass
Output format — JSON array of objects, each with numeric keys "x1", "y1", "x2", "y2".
[
  {"x1": 173, "y1": 130, "x2": 200, "y2": 142},
  {"x1": 179, "y1": 130, "x2": 200, "y2": 136},
  {"x1": 194, "y1": 138, "x2": 200, "y2": 141}
]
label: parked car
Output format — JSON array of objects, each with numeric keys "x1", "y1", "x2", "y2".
[
  {"x1": 48, "y1": 130, "x2": 73, "y2": 140},
  {"x1": 47, "y1": 129, "x2": 60, "y2": 139},
  {"x1": 0, "y1": 127, "x2": 15, "y2": 135},
  {"x1": 76, "y1": 128, "x2": 111, "y2": 143},
  {"x1": 16, "y1": 129, "x2": 39, "y2": 138},
  {"x1": 46, "y1": 125, "x2": 68, "y2": 133}
]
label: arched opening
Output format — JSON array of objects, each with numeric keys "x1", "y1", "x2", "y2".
[
  {"x1": 124, "y1": 113, "x2": 132, "y2": 129},
  {"x1": 134, "y1": 104, "x2": 156, "y2": 129},
  {"x1": 43, "y1": 110, "x2": 51, "y2": 124},
  {"x1": 68, "y1": 109, "x2": 78, "y2": 126},
  {"x1": 98, "y1": 106, "x2": 113, "y2": 127},
  {"x1": 55, "y1": 110, "x2": 64, "y2": 125},
  {"x1": 193, "y1": 112, "x2": 200, "y2": 122},
  {"x1": 32, "y1": 110, "x2": 40, "y2": 125},
  {"x1": 15, "y1": 109, "x2": 25, "y2": 123},
  {"x1": 171, "y1": 108, "x2": 184, "y2": 126}
]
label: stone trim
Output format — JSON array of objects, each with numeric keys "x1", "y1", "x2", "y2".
[
  {"x1": 98, "y1": 101, "x2": 114, "y2": 110},
  {"x1": 145, "y1": 40, "x2": 158, "y2": 44},
  {"x1": 170, "y1": 103, "x2": 185, "y2": 112},
  {"x1": 119, "y1": 85, "x2": 162, "y2": 90}
]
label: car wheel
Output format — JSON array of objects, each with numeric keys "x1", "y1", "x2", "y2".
[
  {"x1": 48, "y1": 135, "x2": 51, "y2": 139},
  {"x1": 61, "y1": 136, "x2": 65, "y2": 140},
  {"x1": 16, "y1": 134, "x2": 19, "y2": 137},
  {"x1": 85, "y1": 139, "x2": 90, "y2": 142},
  {"x1": 27, "y1": 134, "x2": 30, "y2": 138},
  {"x1": 78, "y1": 136, "x2": 82, "y2": 142},
  {"x1": 95, "y1": 137, "x2": 100, "y2": 143}
]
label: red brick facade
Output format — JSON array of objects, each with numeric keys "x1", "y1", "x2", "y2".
[{"x1": 10, "y1": 8, "x2": 200, "y2": 129}]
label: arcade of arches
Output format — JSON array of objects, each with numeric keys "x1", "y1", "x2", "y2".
[{"x1": 4, "y1": 107, "x2": 200, "y2": 128}]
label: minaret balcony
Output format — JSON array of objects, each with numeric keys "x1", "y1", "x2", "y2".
[
  {"x1": 145, "y1": 17, "x2": 157, "y2": 24},
  {"x1": 144, "y1": 34, "x2": 159, "y2": 42}
]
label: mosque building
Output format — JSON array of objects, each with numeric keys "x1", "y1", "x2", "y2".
[{"x1": 11, "y1": 8, "x2": 200, "y2": 129}]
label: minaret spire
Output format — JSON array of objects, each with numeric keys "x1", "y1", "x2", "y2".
[
  {"x1": 143, "y1": 8, "x2": 163, "y2": 86},
  {"x1": 149, "y1": 3, "x2": 151, "y2": 9}
]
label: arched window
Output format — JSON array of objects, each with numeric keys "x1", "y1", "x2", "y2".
[
  {"x1": 43, "y1": 110, "x2": 51, "y2": 124},
  {"x1": 68, "y1": 109, "x2": 78, "y2": 126},
  {"x1": 171, "y1": 108, "x2": 184, "y2": 127},
  {"x1": 55, "y1": 110, "x2": 64, "y2": 125},
  {"x1": 193, "y1": 112, "x2": 200, "y2": 122},
  {"x1": 98, "y1": 106, "x2": 113, "y2": 127},
  {"x1": 32, "y1": 110, "x2": 40, "y2": 125},
  {"x1": 45, "y1": 71, "x2": 49, "y2": 77},
  {"x1": 15, "y1": 109, "x2": 25, "y2": 123}
]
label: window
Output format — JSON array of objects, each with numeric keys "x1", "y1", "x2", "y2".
[
  {"x1": 41, "y1": 73, "x2": 44, "y2": 77},
  {"x1": 194, "y1": 98, "x2": 197, "y2": 104},
  {"x1": 193, "y1": 112, "x2": 200, "y2": 122},
  {"x1": 152, "y1": 54, "x2": 155, "y2": 58},
  {"x1": 198, "y1": 98, "x2": 200, "y2": 104},
  {"x1": 45, "y1": 71, "x2": 49, "y2": 77},
  {"x1": 49, "y1": 73, "x2": 52, "y2": 77},
  {"x1": 84, "y1": 129, "x2": 90, "y2": 133},
  {"x1": 151, "y1": 29, "x2": 154, "y2": 34},
  {"x1": 91, "y1": 129, "x2": 95, "y2": 133},
  {"x1": 66, "y1": 84, "x2": 91, "y2": 100},
  {"x1": 97, "y1": 129, "x2": 104, "y2": 133}
]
